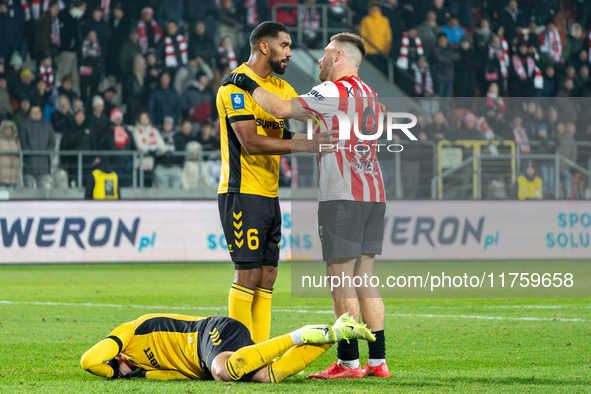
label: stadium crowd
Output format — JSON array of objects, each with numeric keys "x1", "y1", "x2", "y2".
[{"x1": 0, "y1": 0, "x2": 589, "y2": 198}]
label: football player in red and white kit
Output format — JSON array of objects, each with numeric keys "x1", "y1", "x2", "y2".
[{"x1": 221, "y1": 32, "x2": 390, "y2": 379}]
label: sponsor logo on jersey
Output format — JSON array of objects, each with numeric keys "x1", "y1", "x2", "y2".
[
  {"x1": 231, "y1": 93, "x2": 245, "y2": 110},
  {"x1": 256, "y1": 118, "x2": 284, "y2": 129}
]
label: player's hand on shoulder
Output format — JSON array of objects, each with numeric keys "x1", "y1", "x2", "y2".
[
  {"x1": 220, "y1": 73, "x2": 260, "y2": 95},
  {"x1": 292, "y1": 130, "x2": 340, "y2": 153}
]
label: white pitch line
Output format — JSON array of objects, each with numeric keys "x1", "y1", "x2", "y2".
[{"x1": 0, "y1": 300, "x2": 587, "y2": 323}]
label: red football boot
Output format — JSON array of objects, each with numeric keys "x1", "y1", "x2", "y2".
[
  {"x1": 307, "y1": 362, "x2": 365, "y2": 379},
  {"x1": 362, "y1": 362, "x2": 391, "y2": 377}
]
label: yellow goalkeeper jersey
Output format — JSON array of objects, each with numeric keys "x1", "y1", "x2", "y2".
[
  {"x1": 107, "y1": 313, "x2": 210, "y2": 379},
  {"x1": 216, "y1": 63, "x2": 298, "y2": 198}
]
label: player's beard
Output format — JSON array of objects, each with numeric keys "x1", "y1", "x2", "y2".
[
  {"x1": 319, "y1": 56, "x2": 333, "y2": 82},
  {"x1": 269, "y1": 48, "x2": 288, "y2": 75}
]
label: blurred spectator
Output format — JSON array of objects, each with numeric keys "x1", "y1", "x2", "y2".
[
  {"x1": 149, "y1": 71, "x2": 181, "y2": 127},
  {"x1": 182, "y1": 72, "x2": 214, "y2": 122},
  {"x1": 7, "y1": 53, "x2": 23, "y2": 84},
  {"x1": 154, "y1": 116, "x2": 183, "y2": 188},
  {"x1": 106, "y1": 2, "x2": 130, "y2": 79},
  {"x1": 511, "y1": 115, "x2": 530, "y2": 153},
  {"x1": 427, "y1": 111, "x2": 452, "y2": 141},
  {"x1": 56, "y1": 0, "x2": 87, "y2": 96},
  {"x1": 0, "y1": 1, "x2": 21, "y2": 63},
  {"x1": 33, "y1": 0, "x2": 61, "y2": 61},
  {"x1": 509, "y1": 38, "x2": 543, "y2": 97},
  {"x1": 119, "y1": 27, "x2": 143, "y2": 78},
  {"x1": 130, "y1": 111, "x2": 166, "y2": 187},
  {"x1": 0, "y1": 120, "x2": 20, "y2": 188},
  {"x1": 538, "y1": 18, "x2": 565, "y2": 65},
  {"x1": 138, "y1": 7, "x2": 162, "y2": 54},
  {"x1": 87, "y1": 95, "x2": 109, "y2": 141},
  {"x1": 396, "y1": 28, "x2": 424, "y2": 71},
  {"x1": 37, "y1": 54, "x2": 55, "y2": 93},
  {"x1": 58, "y1": 74, "x2": 78, "y2": 104},
  {"x1": 449, "y1": 0, "x2": 471, "y2": 29},
  {"x1": 474, "y1": 18, "x2": 492, "y2": 59},
  {"x1": 13, "y1": 69, "x2": 40, "y2": 104},
  {"x1": 563, "y1": 23, "x2": 584, "y2": 63},
  {"x1": 532, "y1": 123, "x2": 557, "y2": 198},
  {"x1": 556, "y1": 121, "x2": 577, "y2": 198},
  {"x1": 216, "y1": 36, "x2": 238, "y2": 74},
  {"x1": 85, "y1": 6, "x2": 111, "y2": 64},
  {"x1": 555, "y1": 78, "x2": 579, "y2": 124},
  {"x1": 20, "y1": 104, "x2": 55, "y2": 188},
  {"x1": 515, "y1": 160, "x2": 543, "y2": 199},
  {"x1": 454, "y1": 36, "x2": 479, "y2": 100},
  {"x1": 174, "y1": 55, "x2": 214, "y2": 95},
  {"x1": 123, "y1": 55, "x2": 146, "y2": 126},
  {"x1": 412, "y1": 56, "x2": 434, "y2": 97},
  {"x1": 440, "y1": 15, "x2": 465, "y2": 46},
  {"x1": 157, "y1": 21, "x2": 188, "y2": 77},
  {"x1": 185, "y1": 0, "x2": 219, "y2": 35},
  {"x1": 430, "y1": 0, "x2": 449, "y2": 27},
  {"x1": 50, "y1": 94, "x2": 71, "y2": 132},
  {"x1": 500, "y1": 0, "x2": 527, "y2": 44},
  {"x1": 195, "y1": 120, "x2": 220, "y2": 154},
  {"x1": 431, "y1": 33, "x2": 459, "y2": 97},
  {"x1": 60, "y1": 107, "x2": 99, "y2": 187},
  {"x1": 532, "y1": 0, "x2": 558, "y2": 27},
  {"x1": 85, "y1": 160, "x2": 120, "y2": 199},
  {"x1": 102, "y1": 86, "x2": 117, "y2": 117},
  {"x1": 237, "y1": 0, "x2": 270, "y2": 46},
  {"x1": 416, "y1": 10, "x2": 440, "y2": 59},
  {"x1": 188, "y1": 22, "x2": 216, "y2": 66},
  {"x1": 13, "y1": 98, "x2": 30, "y2": 127},
  {"x1": 0, "y1": 74, "x2": 12, "y2": 121},
  {"x1": 99, "y1": 108, "x2": 133, "y2": 186},
  {"x1": 80, "y1": 29, "x2": 102, "y2": 101},
  {"x1": 299, "y1": 0, "x2": 321, "y2": 49},
  {"x1": 156, "y1": 0, "x2": 185, "y2": 27},
  {"x1": 483, "y1": 35, "x2": 508, "y2": 95},
  {"x1": 360, "y1": 0, "x2": 392, "y2": 76},
  {"x1": 381, "y1": 0, "x2": 403, "y2": 57},
  {"x1": 541, "y1": 65, "x2": 557, "y2": 97}
]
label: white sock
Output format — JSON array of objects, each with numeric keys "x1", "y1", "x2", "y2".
[
  {"x1": 339, "y1": 359, "x2": 360, "y2": 369},
  {"x1": 368, "y1": 358, "x2": 386, "y2": 367},
  {"x1": 289, "y1": 329, "x2": 303, "y2": 346},
  {"x1": 332, "y1": 325, "x2": 341, "y2": 341}
]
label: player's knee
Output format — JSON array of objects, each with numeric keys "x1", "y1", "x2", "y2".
[
  {"x1": 234, "y1": 268, "x2": 262, "y2": 289},
  {"x1": 259, "y1": 266, "x2": 278, "y2": 288},
  {"x1": 80, "y1": 352, "x2": 92, "y2": 371}
]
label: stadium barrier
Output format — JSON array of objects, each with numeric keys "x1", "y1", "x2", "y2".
[{"x1": 1, "y1": 200, "x2": 589, "y2": 264}]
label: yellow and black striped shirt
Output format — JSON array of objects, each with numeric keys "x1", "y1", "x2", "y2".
[
  {"x1": 106, "y1": 314, "x2": 210, "y2": 379},
  {"x1": 216, "y1": 63, "x2": 298, "y2": 198}
]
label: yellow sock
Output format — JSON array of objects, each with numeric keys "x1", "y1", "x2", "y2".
[
  {"x1": 225, "y1": 334, "x2": 294, "y2": 381},
  {"x1": 268, "y1": 344, "x2": 332, "y2": 383},
  {"x1": 228, "y1": 283, "x2": 254, "y2": 330},
  {"x1": 251, "y1": 287, "x2": 273, "y2": 343}
]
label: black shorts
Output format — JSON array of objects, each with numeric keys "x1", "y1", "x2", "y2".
[
  {"x1": 318, "y1": 200, "x2": 386, "y2": 261},
  {"x1": 198, "y1": 316, "x2": 255, "y2": 378},
  {"x1": 218, "y1": 193, "x2": 282, "y2": 270}
]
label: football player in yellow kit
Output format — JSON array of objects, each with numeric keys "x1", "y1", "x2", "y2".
[{"x1": 80, "y1": 312, "x2": 374, "y2": 383}]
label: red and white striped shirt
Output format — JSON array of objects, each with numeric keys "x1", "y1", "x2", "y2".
[{"x1": 299, "y1": 75, "x2": 386, "y2": 203}]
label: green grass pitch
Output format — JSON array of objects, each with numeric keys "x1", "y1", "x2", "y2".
[{"x1": 0, "y1": 262, "x2": 590, "y2": 393}]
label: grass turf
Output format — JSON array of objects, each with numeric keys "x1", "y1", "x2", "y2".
[{"x1": 0, "y1": 262, "x2": 589, "y2": 393}]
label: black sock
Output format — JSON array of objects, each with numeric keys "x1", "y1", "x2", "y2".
[
  {"x1": 337, "y1": 338, "x2": 359, "y2": 361},
  {"x1": 368, "y1": 330, "x2": 386, "y2": 359}
]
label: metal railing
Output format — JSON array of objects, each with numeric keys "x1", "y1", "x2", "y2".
[{"x1": 0, "y1": 150, "x2": 220, "y2": 190}]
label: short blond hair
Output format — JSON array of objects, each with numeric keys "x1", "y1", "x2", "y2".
[{"x1": 330, "y1": 33, "x2": 366, "y2": 68}]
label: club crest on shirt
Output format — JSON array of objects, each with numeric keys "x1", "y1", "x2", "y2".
[{"x1": 231, "y1": 93, "x2": 245, "y2": 110}]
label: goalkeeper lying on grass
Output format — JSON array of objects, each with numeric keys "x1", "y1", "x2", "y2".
[{"x1": 80, "y1": 313, "x2": 374, "y2": 382}]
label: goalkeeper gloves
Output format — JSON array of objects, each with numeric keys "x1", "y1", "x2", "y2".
[{"x1": 220, "y1": 73, "x2": 260, "y2": 95}]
